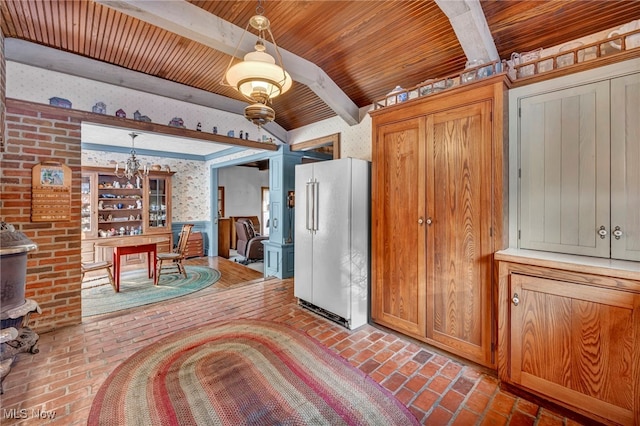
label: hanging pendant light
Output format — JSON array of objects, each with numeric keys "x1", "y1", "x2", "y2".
[{"x1": 221, "y1": 1, "x2": 291, "y2": 127}]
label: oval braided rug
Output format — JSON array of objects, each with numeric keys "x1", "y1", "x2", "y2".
[
  {"x1": 82, "y1": 266, "x2": 220, "y2": 317},
  {"x1": 88, "y1": 319, "x2": 419, "y2": 426}
]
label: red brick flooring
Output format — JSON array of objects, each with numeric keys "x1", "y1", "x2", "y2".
[{"x1": 0, "y1": 257, "x2": 586, "y2": 425}]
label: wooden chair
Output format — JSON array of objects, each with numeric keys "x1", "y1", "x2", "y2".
[
  {"x1": 81, "y1": 261, "x2": 116, "y2": 292},
  {"x1": 155, "y1": 224, "x2": 194, "y2": 285}
]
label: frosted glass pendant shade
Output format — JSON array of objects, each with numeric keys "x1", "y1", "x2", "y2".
[{"x1": 226, "y1": 49, "x2": 292, "y2": 101}]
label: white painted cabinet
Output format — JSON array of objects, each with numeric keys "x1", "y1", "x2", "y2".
[
  {"x1": 516, "y1": 71, "x2": 640, "y2": 261},
  {"x1": 610, "y1": 73, "x2": 640, "y2": 261}
]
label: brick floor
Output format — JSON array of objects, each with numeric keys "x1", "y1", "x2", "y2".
[{"x1": 0, "y1": 257, "x2": 587, "y2": 425}]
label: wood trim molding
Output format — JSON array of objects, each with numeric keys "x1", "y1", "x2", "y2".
[
  {"x1": 7, "y1": 98, "x2": 279, "y2": 152},
  {"x1": 290, "y1": 133, "x2": 340, "y2": 159}
]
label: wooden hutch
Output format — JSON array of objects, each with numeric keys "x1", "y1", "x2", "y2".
[{"x1": 81, "y1": 166, "x2": 174, "y2": 268}]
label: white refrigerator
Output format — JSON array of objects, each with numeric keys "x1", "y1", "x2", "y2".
[{"x1": 294, "y1": 158, "x2": 370, "y2": 329}]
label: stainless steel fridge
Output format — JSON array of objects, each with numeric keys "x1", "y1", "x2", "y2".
[{"x1": 294, "y1": 158, "x2": 370, "y2": 329}]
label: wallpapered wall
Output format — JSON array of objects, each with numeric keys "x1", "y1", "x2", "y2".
[
  {"x1": 6, "y1": 62, "x2": 272, "y2": 140},
  {"x1": 82, "y1": 150, "x2": 211, "y2": 222},
  {"x1": 7, "y1": 61, "x2": 375, "y2": 223},
  {"x1": 288, "y1": 110, "x2": 373, "y2": 161}
]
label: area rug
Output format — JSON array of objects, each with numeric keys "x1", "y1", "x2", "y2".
[
  {"x1": 88, "y1": 319, "x2": 419, "y2": 426},
  {"x1": 82, "y1": 266, "x2": 220, "y2": 317}
]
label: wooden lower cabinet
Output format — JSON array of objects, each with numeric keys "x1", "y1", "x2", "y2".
[
  {"x1": 218, "y1": 218, "x2": 230, "y2": 258},
  {"x1": 184, "y1": 231, "x2": 204, "y2": 258},
  {"x1": 497, "y1": 255, "x2": 640, "y2": 425},
  {"x1": 370, "y1": 75, "x2": 509, "y2": 368}
]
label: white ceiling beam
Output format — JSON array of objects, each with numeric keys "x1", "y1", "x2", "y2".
[
  {"x1": 4, "y1": 39, "x2": 289, "y2": 142},
  {"x1": 435, "y1": 0, "x2": 499, "y2": 63},
  {"x1": 97, "y1": 0, "x2": 360, "y2": 126}
]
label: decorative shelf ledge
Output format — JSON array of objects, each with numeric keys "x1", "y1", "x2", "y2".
[{"x1": 373, "y1": 29, "x2": 640, "y2": 111}]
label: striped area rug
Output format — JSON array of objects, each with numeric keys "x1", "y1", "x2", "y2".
[{"x1": 88, "y1": 320, "x2": 419, "y2": 425}]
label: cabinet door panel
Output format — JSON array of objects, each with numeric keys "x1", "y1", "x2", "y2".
[
  {"x1": 425, "y1": 101, "x2": 494, "y2": 366},
  {"x1": 510, "y1": 273, "x2": 637, "y2": 425},
  {"x1": 611, "y1": 73, "x2": 640, "y2": 261},
  {"x1": 372, "y1": 117, "x2": 426, "y2": 335},
  {"x1": 146, "y1": 176, "x2": 171, "y2": 233},
  {"x1": 81, "y1": 172, "x2": 97, "y2": 238},
  {"x1": 519, "y1": 81, "x2": 610, "y2": 257}
]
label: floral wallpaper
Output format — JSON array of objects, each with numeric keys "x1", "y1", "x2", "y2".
[{"x1": 83, "y1": 150, "x2": 210, "y2": 222}]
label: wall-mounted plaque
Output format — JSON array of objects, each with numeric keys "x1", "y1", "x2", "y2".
[{"x1": 31, "y1": 162, "x2": 72, "y2": 222}]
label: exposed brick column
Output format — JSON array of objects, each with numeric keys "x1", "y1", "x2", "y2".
[
  {"x1": 1, "y1": 27, "x2": 5, "y2": 151},
  {"x1": 1, "y1": 99, "x2": 82, "y2": 332}
]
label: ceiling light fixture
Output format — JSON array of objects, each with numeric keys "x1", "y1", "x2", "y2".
[
  {"x1": 114, "y1": 132, "x2": 148, "y2": 180},
  {"x1": 221, "y1": 0, "x2": 292, "y2": 127}
]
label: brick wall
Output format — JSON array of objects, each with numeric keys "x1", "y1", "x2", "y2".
[
  {"x1": 1, "y1": 27, "x2": 5, "y2": 150},
  {"x1": 1, "y1": 99, "x2": 82, "y2": 332}
]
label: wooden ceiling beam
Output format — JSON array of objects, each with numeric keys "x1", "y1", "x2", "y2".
[
  {"x1": 96, "y1": 0, "x2": 360, "y2": 126},
  {"x1": 435, "y1": 0, "x2": 499, "y2": 63}
]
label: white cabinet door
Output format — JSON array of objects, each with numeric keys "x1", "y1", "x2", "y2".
[
  {"x1": 611, "y1": 73, "x2": 640, "y2": 261},
  {"x1": 519, "y1": 81, "x2": 610, "y2": 257}
]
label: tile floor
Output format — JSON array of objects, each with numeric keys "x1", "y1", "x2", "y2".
[{"x1": 1, "y1": 257, "x2": 587, "y2": 425}]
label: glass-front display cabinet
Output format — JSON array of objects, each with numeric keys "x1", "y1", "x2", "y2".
[
  {"x1": 148, "y1": 176, "x2": 170, "y2": 233},
  {"x1": 80, "y1": 166, "x2": 174, "y2": 263},
  {"x1": 81, "y1": 174, "x2": 95, "y2": 237}
]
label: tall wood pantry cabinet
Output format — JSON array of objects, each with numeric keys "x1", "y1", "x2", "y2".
[
  {"x1": 81, "y1": 166, "x2": 174, "y2": 267},
  {"x1": 369, "y1": 75, "x2": 509, "y2": 368}
]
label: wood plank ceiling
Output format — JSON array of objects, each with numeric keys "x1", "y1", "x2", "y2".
[{"x1": 2, "y1": 1, "x2": 640, "y2": 132}]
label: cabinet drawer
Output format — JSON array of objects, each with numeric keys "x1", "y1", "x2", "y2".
[{"x1": 184, "y1": 232, "x2": 204, "y2": 258}]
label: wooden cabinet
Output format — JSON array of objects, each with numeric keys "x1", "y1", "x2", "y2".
[
  {"x1": 81, "y1": 166, "x2": 174, "y2": 265},
  {"x1": 184, "y1": 231, "x2": 204, "y2": 258},
  {"x1": 147, "y1": 175, "x2": 172, "y2": 235},
  {"x1": 496, "y1": 251, "x2": 640, "y2": 425},
  {"x1": 371, "y1": 116, "x2": 426, "y2": 336},
  {"x1": 218, "y1": 218, "x2": 230, "y2": 258},
  {"x1": 370, "y1": 75, "x2": 509, "y2": 367},
  {"x1": 514, "y1": 71, "x2": 640, "y2": 261}
]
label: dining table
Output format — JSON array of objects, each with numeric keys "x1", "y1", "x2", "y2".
[{"x1": 93, "y1": 235, "x2": 170, "y2": 292}]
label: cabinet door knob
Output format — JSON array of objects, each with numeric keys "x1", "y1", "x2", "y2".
[
  {"x1": 612, "y1": 226, "x2": 623, "y2": 240},
  {"x1": 426, "y1": 217, "x2": 432, "y2": 225},
  {"x1": 597, "y1": 226, "x2": 607, "y2": 239},
  {"x1": 418, "y1": 217, "x2": 424, "y2": 225},
  {"x1": 512, "y1": 293, "x2": 520, "y2": 306}
]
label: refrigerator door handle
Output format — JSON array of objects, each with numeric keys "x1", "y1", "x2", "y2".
[
  {"x1": 306, "y1": 180, "x2": 313, "y2": 233},
  {"x1": 313, "y1": 180, "x2": 319, "y2": 233}
]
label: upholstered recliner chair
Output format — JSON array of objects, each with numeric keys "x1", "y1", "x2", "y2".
[{"x1": 235, "y1": 218, "x2": 267, "y2": 263}]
